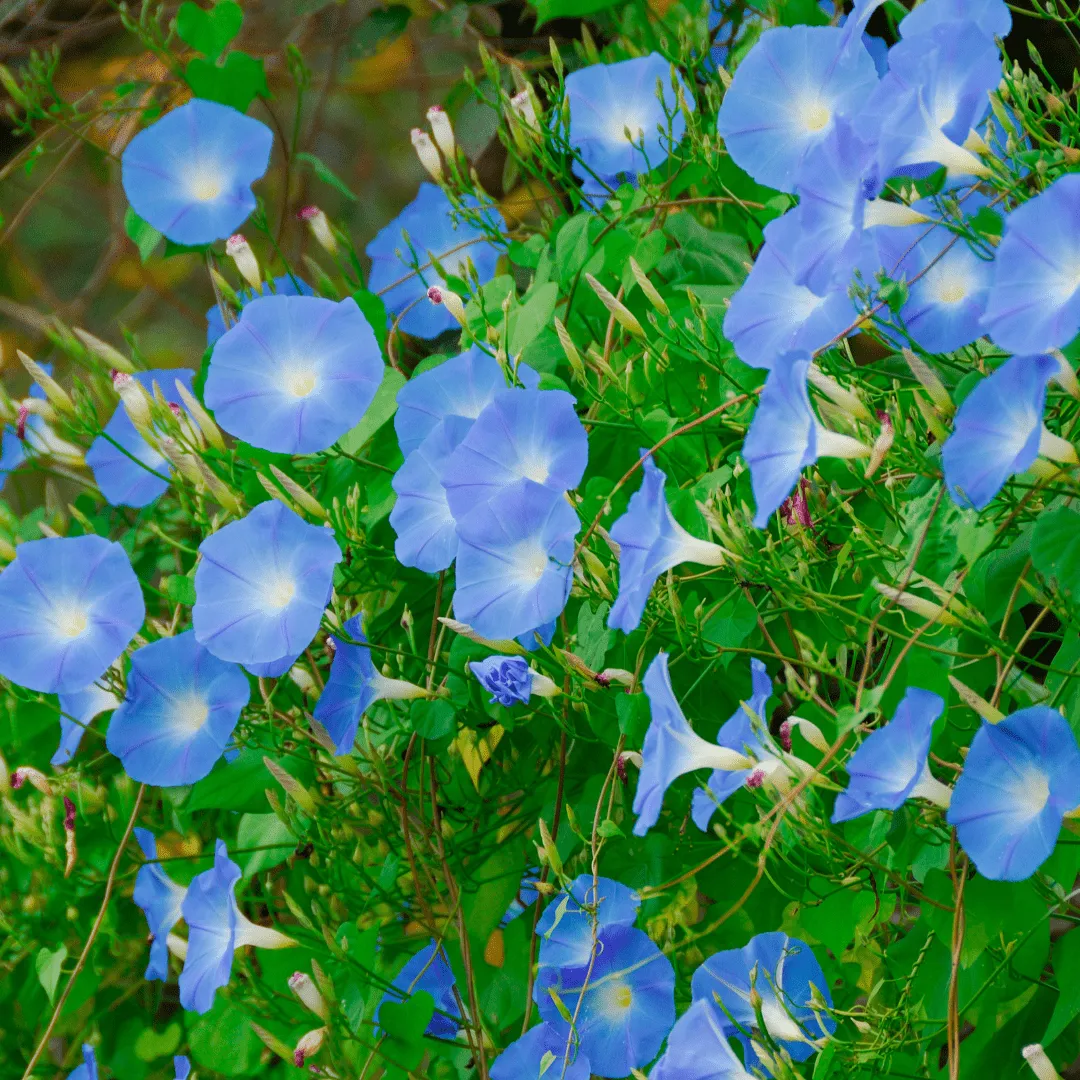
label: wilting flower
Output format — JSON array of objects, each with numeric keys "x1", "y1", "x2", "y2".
[
  {"x1": 536, "y1": 874, "x2": 640, "y2": 970},
  {"x1": 193, "y1": 500, "x2": 342, "y2": 666},
  {"x1": 133, "y1": 828, "x2": 187, "y2": 981},
  {"x1": 366, "y1": 183, "x2": 501, "y2": 339},
  {"x1": 491, "y1": 1023, "x2": 591, "y2": 1080},
  {"x1": 377, "y1": 939, "x2": 461, "y2": 1040},
  {"x1": 312, "y1": 614, "x2": 428, "y2": 755},
  {"x1": 0, "y1": 535, "x2": 144, "y2": 694},
  {"x1": 633, "y1": 652, "x2": 755, "y2": 836},
  {"x1": 651, "y1": 999, "x2": 756, "y2": 1080},
  {"x1": 180, "y1": 840, "x2": 296, "y2": 1014},
  {"x1": 692, "y1": 932, "x2": 835, "y2": 1071},
  {"x1": 67, "y1": 1044, "x2": 97, "y2": 1080},
  {"x1": 54, "y1": 683, "x2": 118, "y2": 766},
  {"x1": 206, "y1": 274, "x2": 314, "y2": 344},
  {"x1": 106, "y1": 631, "x2": 250, "y2": 786},
  {"x1": 983, "y1": 175, "x2": 1080, "y2": 353},
  {"x1": 442, "y1": 388, "x2": 588, "y2": 519},
  {"x1": 469, "y1": 654, "x2": 559, "y2": 706},
  {"x1": 941, "y1": 353, "x2": 1071, "y2": 510},
  {"x1": 204, "y1": 295, "x2": 384, "y2": 455},
  {"x1": 537, "y1": 924, "x2": 676, "y2": 1079},
  {"x1": 608, "y1": 455, "x2": 727, "y2": 634},
  {"x1": 565, "y1": 53, "x2": 693, "y2": 190},
  {"x1": 948, "y1": 706, "x2": 1080, "y2": 881},
  {"x1": 833, "y1": 687, "x2": 950, "y2": 823},
  {"x1": 121, "y1": 98, "x2": 273, "y2": 246},
  {"x1": 453, "y1": 480, "x2": 579, "y2": 642}
]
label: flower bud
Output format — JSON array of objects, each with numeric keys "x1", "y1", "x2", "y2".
[
  {"x1": 112, "y1": 370, "x2": 154, "y2": 434},
  {"x1": 1023, "y1": 1045, "x2": 1062, "y2": 1080},
  {"x1": 10, "y1": 765, "x2": 52, "y2": 794},
  {"x1": 411, "y1": 128, "x2": 443, "y2": 182},
  {"x1": 864, "y1": 411, "x2": 894, "y2": 479},
  {"x1": 226, "y1": 234, "x2": 261, "y2": 291},
  {"x1": 73, "y1": 327, "x2": 136, "y2": 374},
  {"x1": 509, "y1": 88, "x2": 538, "y2": 129},
  {"x1": 294, "y1": 1027, "x2": 326, "y2": 1068},
  {"x1": 289, "y1": 971, "x2": 330, "y2": 1019},
  {"x1": 19, "y1": 352, "x2": 74, "y2": 416},
  {"x1": 297, "y1": 205, "x2": 338, "y2": 257},
  {"x1": 426, "y1": 104, "x2": 456, "y2": 158},
  {"x1": 427, "y1": 284, "x2": 466, "y2": 326}
]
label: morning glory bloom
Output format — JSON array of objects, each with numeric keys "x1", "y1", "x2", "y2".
[
  {"x1": 121, "y1": 98, "x2": 273, "y2": 246},
  {"x1": 716, "y1": 25, "x2": 879, "y2": 193},
  {"x1": 175, "y1": 1059, "x2": 191, "y2": 1080},
  {"x1": 692, "y1": 932, "x2": 835, "y2": 1071},
  {"x1": 469, "y1": 654, "x2": 559, "y2": 706},
  {"x1": 377, "y1": 939, "x2": 461, "y2": 1040},
  {"x1": 536, "y1": 874, "x2": 640, "y2": 970},
  {"x1": 651, "y1": 1000, "x2": 755, "y2": 1080},
  {"x1": 366, "y1": 183, "x2": 502, "y2": 339},
  {"x1": 453, "y1": 479, "x2": 579, "y2": 642},
  {"x1": 832, "y1": 687, "x2": 950, "y2": 823},
  {"x1": 608, "y1": 455, "x2": 727, "y2": 634},
  {"x1": 983, "y1": 176, "x2": 1080, "y2": 353},
  {"x1": 0, "y1": 535, "x2": 144, "y2": 694},
  {"x1": 67, "y1": 1045, "x2": 97, "y2": 1080},
  {"x1": 948, "y1": 707, "x2": 1080, "y2": 881},
  {"x1": 180, "y1": 839, "x2": 296, "y2": 1014},
  {"x1": 54, "y1": 683, "x2": 119, "y2": 766},
  {"x1": 491, "y1": 1023, "x2": 590, "y2": 1080},
  {"x1": 206, "y1": 274, "x2": 314, "y2": 344},
  {"x1": 106, "y1": 631, "x2": 251, "y2": 786},
  {"x1": 940, "y1": 353, "x2": 1072, "y2": 510},
  {"x1": 537, "y1": 924, "x2": 675, "y2": 1078},
  {"x1": 133, "y1": 828, "x2": 187, "y2": 981},
  {"x1": 312, "y1": 614, "x2": 428, "y2": 755},
  {"x1": 193, "y1": 500, "x2": 342, "y2": 666},
  {"x1": 85, "y1": 369, "x2": 195, "y2": 509},
  {"x1": 565, "y1": 53, "x2": 693, "y2": 189},
  {"x1": 442, "y1": 389, "x2": 588, "y2": 519},
  {"x1": 723, "y1": 211, "x2": 856, "y2": 371},
  {"x1": 691, "y1": 658, "x2": 773, "y2": 832},
  {"x1": 394, "y1": 346, "x2": 507, "y2": 458},
  {"x1": 633, "y1": 652, "x2": 755, "y2": 837},
  {"x1": 390, "y1": 416, "x2": 471, "y2": 572},
  {"x1": 204, "y1": 295, "x2": 384, "y2": 455},
  {"x1": 898, "y1": 0, "x2": 1011, "y2": 41},
  {"x1": 743, "y1": 352, "x2": 870, "y2": 529}
]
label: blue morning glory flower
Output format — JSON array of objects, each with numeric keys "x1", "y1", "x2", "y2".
[
  {"x1": 180, "y1": 839, "x2": 296, "y2": 1014},
  {"x1": 206, "y1": 274, "x2": 314, "y2": 344},
  {"x1": 832, "y1": 687, "x2": 949, "y2": 823},
  {"x1": 193, "y1": 500, "x2": 342, "y2": 666},
  {"x1": 54, "y1": 683, "x2": 119, "y2": 766},
  {"x1": 0, "y1": 410, "x2": 47, "y2": 478},
  {"x1": 441, "y1": 389, "x2": 588, "y2": 520},
  {"x1": 691, "y1": 658, "x2": 773, "y2": 832},
  {"x1": 651, "y1": 999, "x2": 756, "y2": 1080},
  {"x1": 469, "y1": 655, "x2": 532, "y2": 705},
  {"x1": 537, "y1": 924, "x2": 675, "y2": 1078},
  {"x1": 0, "y1": 535, "x2": 144, "y2": 694},
  {"x1": 716, "y1": 25, "x2": 879, "y2": 193},
  {"x1": 453, "y1": 479, "x2": 578, "y2": 642},
  {"x1": 133, "y1": 827, "x2": 187, "y2": 981},
  {"x1": 84, "y1": 369, "x2": 195, "y2": 509},
  {"x1": 898, "y1": 0, "x2": 1011, "y2": 41},
  {"x1": 390, "y1": 415, "x2": 472, "y2": 572},
  {"x1": 565, "y1": 53, "x2": 693, "y2": 190},
  {"x1": 723, "y1": 211, "x2": 856, "y2": 371},
  {"x1": 608, "y1": 455, "x2": 728, "y2": 634},
  {"x1": 366, "y1": 183, "x2": 502, "y2": 339},
  {"x1": 948, "y1": 707, "x2": 1080, "y2": 881},
  {"x1": 174, "y1": 1058, "x2": 191, "y2": 1080},
  {"x1": 633, "y1": 652, "x2": 755, "y2": 837},
  {"x1": 67, "y1": 1044, "x2": 97, "y2": 1080},
  {"x1": 940, "y1": 353, "x2": 1060, "y2": 510},
  {"x1": 204, "y1": 295, "x2": 384, "y2": 455},
  {"x1": 491, "y1": 1023, "x2": 591, "y2": 1080},
  {"x1": 121, "y1": 98, "x2": 273, "y2": 246},
  {"x1": 377, "y1": 939, "x2": 461, "y2": 1040},
  {"x1": 692, "y1": 932, "x2": 835, "y2": 1071},
  {"x1": 394, "y1": 346, "x2": 507, "y2": 458},
  {"x1": 312, "y1": 614, "x2": 427, "y2": 755},
  {"x1": 500, "y1": 869, "x2": 540, "y2": 927},
  {"x1": 536, "y1": 874, "x2": 640, "y2": 970},
  {"x1": 983, "y1": 176, "x2": 1080, "y2": 353},
  {"x1": 106, "y1": 631, "x2": 251, "y2": 787}
]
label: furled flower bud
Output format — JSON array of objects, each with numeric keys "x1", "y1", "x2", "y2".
[
  {"x1": 297, "y1": 205, "x2": 338, "y2": 257},
  {"x1": 509, "y1": 88, "x2": 537, "y2": 128},
  {"x1": 426, "y1": 104, "x2": 455, "y2": 158},
  {"x1": 112, "y1": 369, "x2": 154, "y2": 433},
  {"x1": 411, "y1": 128, "x2": 443, "y2": 182},
  {"x1": 865, "y1": 411, "x2": 894, "y2": 478},
  {"x1": 10, "y1": 765, "x2": 52, "y2": 794},
  {"x1": 226, "y1": 234, "x2": 261, "y2": 291},
  {"x1": 289, "y1": 971, "x2": 330, "y2": 1019},
  {"x1": 426, "y1": 284, "x2": 465, "y2": 326},
  {"x1": 1023, "y1": 1045, "x2": 1062, "y2": 1080},
  {"x1": 15, "y1": 403, "x2": 28, "y2": 441},
  {"x1": 294, "y1": 1027, "x2": 326, "y2": 1068}
]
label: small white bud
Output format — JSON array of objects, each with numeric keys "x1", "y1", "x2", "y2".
[
  {"x1": 411, "y1": 128, "x2": 443, "y2": 182},
  {"x1": 293, "y1": 1027, "x2": 326, "y2": 1068},
  {"x1": 1023, "y1": 1045, "x2": 1063, "y2": 1080},
  {"x1": 427, "y1": 284, "x2": 466, "y2": 326},
  {"x1": 426, "y1": 104, "x2": 456, "y2": 158},
  {"x1": 289, "y1": 972, "x2": 329, "y2": 1019},
  {"x1": 226, "y1": 234, "x2": 261, "y2": 291},
  {"x1": 297, "y1": 205, "x2": 338, "y2": 257}
]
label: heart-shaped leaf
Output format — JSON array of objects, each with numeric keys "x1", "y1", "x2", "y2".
[
  {"x1": 177, "y1": 0, "x2": 243, "y2": 62},
  {"x1": 185, "y1": 52, "x2": 269, "y2": 113}
]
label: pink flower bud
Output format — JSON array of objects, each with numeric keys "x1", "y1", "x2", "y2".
[
  {"x1": 745, "y1": 768, "x2": 766, "y2": 790},
  {"x1": 63, "y1": 796, "x2": 77, "y2": 831},
  {"x1": 16, "y1": 403, "x2": 28, "y2": 441},
  {"x1": 11, "y1": 766, "x2": 52, "y2": 794},
  {"x1": 426, "y1": 285, "x2": 466, "y2": 326},
  {"x1": 297, "y1": 206, "x2": 338, "y2": 257},
  {"x1": 778, "y1": 721, "x2": 793, "y2": 753},
  {"x1": 226, "y1": 233, "x2": 261, "y2": 291},
  {"x1": 293, "y1": 1027, "x2": 326, "y2": 1067}
]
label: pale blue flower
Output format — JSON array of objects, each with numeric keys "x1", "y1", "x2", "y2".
[
  {"x1": 536, "y1": 874, "x2": 640, "y2": 970},
  {"x1": 175, "y1": 1058, "x2": 191, "y2": 1080},
  {"x1": 121, "y1": 98, "x2": 273, "y2": 246},
  {"x1": 651, "y1": 1000, "x2": 755, "y2": 1080},
  {"x1": 206, "y1": 275, "x2": 313, "y2": 344},
  {"x1": 492, "y1": 1023, "x2": 590, "y2": 1080},
  {"x1": 898, "y1": 0, "x2": 1010, "y2": 41},
  {"x1": 67, "y1": 1044, "x2": 97, "y2": 1080},
  {"x1": 377, "y1": 939, "x2": 461, "y2": 1040},
  {"x1": 54, "y1": 683, "x2": 119, "y2": 766},
  {"x1": 133, "y1": 827, "x2": 187, "y2": 981},
  {"x1": 469, "y1": 655, "x2": 532, "y2": 705}
]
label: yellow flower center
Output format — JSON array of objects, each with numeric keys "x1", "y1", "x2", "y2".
[
  {"x1": 173, "y1": 694, "x2": 210, "y2": 734},
  {"x1": 262, "y1": 575, "x2": 297, "y2": 611},
  {"x1": 797, "y1": 99, "x2": 831, "y2": 133},
  {"x1": 52, "y1": 604, "x2": 88, "y2": 640},
  {"x1": 284, "y1": 369, "x2": 318, "y2": 398},
  {"x1": 598, "y1": 979, "x2": 634, "y2": 1014},
  {"x1": 188, "y1": 169, "x2": 223, "y2": 202},
  {"x1": 513, "y1": 543, "x2": 549, "y2": 584}
]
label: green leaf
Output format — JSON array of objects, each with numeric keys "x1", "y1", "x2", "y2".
[
  {"x1": 1033, "y1": 507, "x2": 1080, "y2": 600},
  {"x1": 176, "y1": 0, "x2": 243, "y2": 62},
  {"x1": 379, "y1": 990, "x2": 434, "y2": 1078},
  {"x1": 508, "y1": 282, "x2": 559, "y2": 356},
  {"x1": 236, "y1": 813, "x2": 295, "y2": 879},
  {"x1": 134, "y1": 1022, "x2": 183, "y2": 1062},
  {"x1": 35, "y1": 945, "x2": 66, "y2": 1004},
  {"x1": 576, "y1": 601, "x2": 614, "y2": 671},
  {"x1": 616, "y1": 692, "x2": 650, "y2": 744},
  {"x1": 534, "y1": 0, "x2": 618, "y2": 25},
  {"x1": 1047, "y1": 918, "x2": 1080, "y2": 1044},
  {"x1": 124, "y1": 207, "x2": 162, "y2": 263},
  {"x1": 295, "y1": 151, "x2": 358, "y2": 201},
  {"x1": 338, "y1": 366, "x2": 406, "y2": 455},
  {"x1": 185, "y1": 52, "x2": 268, "y2": 113},
  {"x1": 348, "y1": 5, "x2": 411, "y2": 59},
  {"x1": 165, "y1": 573, "x2": 196, "y2": 606},
  {"x1": 188, "y1": 998, "x2": 264, "y2": 1075},
  {"x1": 352, "y1": 288, "x2": 388, "y2": 355},
  {"x1": 187, "y1": 747, "x2": 311, "y2": 812},
  {"x1": 410, "y1": 698, "x2": 456, "y2": 740}
]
